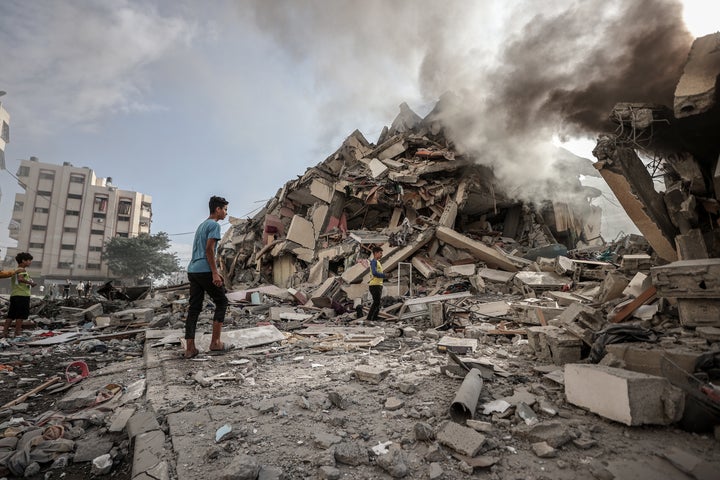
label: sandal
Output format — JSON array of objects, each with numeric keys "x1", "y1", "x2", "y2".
[
  {"x1": 206, "y1": 343, "x2": 235, "y2": 356},
  {"x1": 183, "y1": 348, "x2": 199, "y2": 359}
]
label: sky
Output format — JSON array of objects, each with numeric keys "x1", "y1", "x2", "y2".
[{"x1": 0, "y1": 0, "x2": 716, "y2": 265}]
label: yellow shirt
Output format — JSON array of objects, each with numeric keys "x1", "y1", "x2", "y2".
[
  {"x1": 369, "y1": 259, "x2": 384, "y2": 286},
  {"x1": 11, "y1": 272, "x2": 32, "y2": 297}
]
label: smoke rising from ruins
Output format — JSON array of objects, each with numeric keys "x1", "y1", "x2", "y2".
[{"x1": 242, "y1": 0, "x2": 693, "y2": 204}]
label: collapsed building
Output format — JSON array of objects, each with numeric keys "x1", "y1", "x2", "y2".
[
  {"x1": 214, "y1": 32, "x2": 720, "y2": 435},
  {"x1": 218, "y1": 98, "x2": 607, "y2": 296}
]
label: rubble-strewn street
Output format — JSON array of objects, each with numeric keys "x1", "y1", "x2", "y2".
[{"x1": 2, "y1": 30, "x2": 720, "y2": 480}]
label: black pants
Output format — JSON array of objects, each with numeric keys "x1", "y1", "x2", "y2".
[
  {"x1": 185, "y1": 272, "x2": 228, "y2": 339},
  {"x1": 368, "y1": 285, "x2": 383, "y2": 321}
]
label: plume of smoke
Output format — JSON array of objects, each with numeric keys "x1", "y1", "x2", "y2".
[{"x1": 243, "y1": 0, "x2": 693, "y2": 207}]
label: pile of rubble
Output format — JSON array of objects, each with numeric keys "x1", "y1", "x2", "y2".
[{"x1": 1, "y1": 32, "x2": 720, "y2": 480}]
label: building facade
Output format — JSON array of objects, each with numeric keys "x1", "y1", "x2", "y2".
[{"x1": 6, "y1": 158, "x2": 152, "y2": 281}]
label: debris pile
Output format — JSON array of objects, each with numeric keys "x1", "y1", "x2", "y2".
[{"x1": 1, "y1": 32, "x2": 720, "y2": 480}]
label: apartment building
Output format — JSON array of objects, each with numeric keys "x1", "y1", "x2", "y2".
[{"x1": 6, "y1": 157, "x2": 152, "y2": 281}]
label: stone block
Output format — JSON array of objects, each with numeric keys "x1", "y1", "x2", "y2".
[
  {"x1": 597, "y1": 272, "x2": 629, "y2": 303},
  {"x1": 651, "y1": 259, "x2": 720, "y2": 298},
  {"x1": 677, "y1": 299, "x2": 720, "y2": 328},
  {"x1": 111, "y1": 308, "x2": 154, "y2": 325},
  {"x1": 354, "y1": 365, "x2": 390, "y2": 384},
  {"x1": 436, "y1": 420, "x2": 485, "y2": 457},
  {"x1": 605, "y1": 343, "x2": 704, "y2": 377},
  {"x1": 527, "y1": 326, "x2": 582, "y2": 365},
  {"x1": 564, "y1": 364, "x2": 684, "y2": 426}
]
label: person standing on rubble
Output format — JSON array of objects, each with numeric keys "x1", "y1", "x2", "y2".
[
  {"x1": 183, "y1": 195, "x2": 230, "y2": 359},
  {"x1": 367, "y1": 246, "x2": 387, "y2": 321},
  {"x1": 3, "y1": 252, "x2": 36, "y2": 338}
]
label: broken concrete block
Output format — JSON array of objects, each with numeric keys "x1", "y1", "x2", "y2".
[
  {"x1": 354, "y1": 365, "x2": 390, "y2": 384},
  {"x1": 527, "y1": 326, "x2": 582, "y2": 365},
  {"x1": 696, "y1": 326, "x2": 720, "y2": 342},
  {"x1": 444, "y1": 264, "x2": 476, "y2": 277},
  {"x1": 519, "y1": 421, "x2": 574, "y2": 448},
  {"x1": 651, "y1": 259, "x2": 720, "y2": 298},
  {"x1": 596, "y1": 272, "x2": 629, "y2": 303},
  {"x1": 436, "y1": 421, "x2": 485, "y2": 457},
  {"x1": 111, "y1": 308, "x2": 153, "y2": 325},
  {"x1": 368, "y1": 158, "x2": 389, "y2": 178},
  {"x1": 564, "y1": 364, "x2": 684, "y2": 426},
  {"x1": 286, "y1": 215, "x2": 316, "y2": 250},
  {"x1": 437, "y1": 336, "x2": 477, "y2": 355},
  {"x1": 674, "y1": 32, "x2": 720, "y2": 118},
  {"x1": 604, "y1": 343, "x2": 705, "y2": 377},
  {"x1": 477, "y1": 268, "x2": 515, "y2": 283},
  {"x1": 555, "y1": 302, "x2": 604, "y2": 331},
  {"x1": 310, "y1": 178, "x2": 335, "y2": 203},
  {"x1": 620, "y1": 254, "x2": 652, "y2": 273},
  {"x1": 677, "y1": 299, "x2": 720, "y2": 328},
  {"x1": 436, "y1": 226, "x2": 518, "y2": 272}
]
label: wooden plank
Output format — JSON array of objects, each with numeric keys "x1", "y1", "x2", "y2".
[
  {"x1": 2, "y1": 376, "x2": 61, "y2": 409},
  {"x1": 611, "y1": 286, "x2": 657, "y2": 323}
]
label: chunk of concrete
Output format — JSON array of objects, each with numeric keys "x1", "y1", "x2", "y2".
[
  {"x1": 674, "y1": 32, "x2": 720, "y2": 118},
  {"x1": 564, "y1": 364, "x2": 684, "y2": 426},
  {"x1": 286, "y1": 215, "x2": 316, "y2": 250},
  {"x1": 354, "y1": 365, "x2": 390, "y2": 384},
  {"x1": 677, "y1": 299, "x2": 720, "y2": 328},
  {"x1": 527, "y1": 326, "x2": 582, "y2": 365},
  {"x1": 651, "y1": 259, "x2": 720, "y2": 298},
  {"x1": 436, "y1": 420, "x2": 486, "y2": 457}
]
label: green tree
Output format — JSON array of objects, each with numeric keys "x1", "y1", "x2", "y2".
[{"x1": 104, "y1": 232, "x2": 181, "y2": 284}]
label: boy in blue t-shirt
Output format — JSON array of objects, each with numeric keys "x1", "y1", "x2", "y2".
[{"x1": 183, "y1": 196, "x2": 230, "y2": 358}]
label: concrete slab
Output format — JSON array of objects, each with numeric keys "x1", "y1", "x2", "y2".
[
  {"x1": 436, "y1": 420, "x2": 485, "y2": 457},
  {"x1": 132, "y1": 429, "x2": 166, "y2": 478},
  {"x1": 182, "y1": 325, "x2": 285, "y2": 353},
  {"x1": 564, "y1": 364, "x2": 684, "y2": 426}
]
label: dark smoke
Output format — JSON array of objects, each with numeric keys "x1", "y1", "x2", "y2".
[{"x1": 490, "y1": 0, "x2": 693, "y2": 137}]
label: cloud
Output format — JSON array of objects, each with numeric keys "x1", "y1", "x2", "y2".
[{"x1": 0, "y1": 0, "x2": 196, "y2": 137}]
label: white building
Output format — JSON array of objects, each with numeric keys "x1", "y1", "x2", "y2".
[{"x1": 6, "y1": 157, "x2": 152, "y2": 281}]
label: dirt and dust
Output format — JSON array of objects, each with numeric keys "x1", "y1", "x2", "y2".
[{"x1": 144, "y1": 309, "x2": 719, "y2": 480}]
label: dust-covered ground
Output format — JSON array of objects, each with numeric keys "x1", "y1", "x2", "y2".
[{"x1": 144, "y1": 311, "x2": 720, "y2": 480}]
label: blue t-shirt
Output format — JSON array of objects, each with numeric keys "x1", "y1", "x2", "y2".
[{"x1": 187, "y1": 219, "x2": 221, "y2": 273}]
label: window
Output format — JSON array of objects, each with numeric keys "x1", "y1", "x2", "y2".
[
  {"x1": 89, "y1": 246, "x2": 103, "y2": 252},
  {"x1": 17, "y1": 166, "x2": 30, "y2": 176},
  {"x1": 63, "y1": 227, "x2": 78, "y2": 233},
  {"x1": 66, "y1": 210, "x2": 80, "y2": 216},
  {"x1": 34, "y1": 207, "x2": 49, "y2": 213},
  {"x1": 13, "y1": 201, "x2": 23, "y2": 212},
  {"x1": 39, "y1": 171, "x2": 55, "y2": 180},
  {"x1": 69, "y1": 174, "x2": 85, "y2": 184},
  {"x1": 118, "y1": 216, "x2": 130, "y2": 222},
  {"x1": 37, "y1": 190, "x2": 52, "y2": 196},
  {"x1": 94, "y1": 196, "x2": 108, "y2": 212},
  {"x1": 29, "y1": 242, "x2": 44, "y2": 249},
  {"x1": 118, "y1": 200, "x2": 132, "y2": 216},
  {"x1": 91, "y1": 229, "x2": 105, "y2": 235},
  {"x1": 1, "y1": 121, "x2": 9, "y2": 143},
  {"x1": 32, "y1": 261, "x2": 42, "y2": 267},
  {"x1": 58, "y1": 261, "x2": 72, "y2": 269},
  {"x1": 31, "y1": 225, "x2": 47, "y2": 231},
  {"x1": 117, "y1": 232, "x2": 129, "y2": 238},
  {"x1": 68, "y1": 193, "x2": 83, "y2": 199},
  {"x1": 86, "y1": 263, "x2": 101, "y2": 270},
  {"x1": 61, "y1": 244, "x2": 74, "y2": 250}
]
